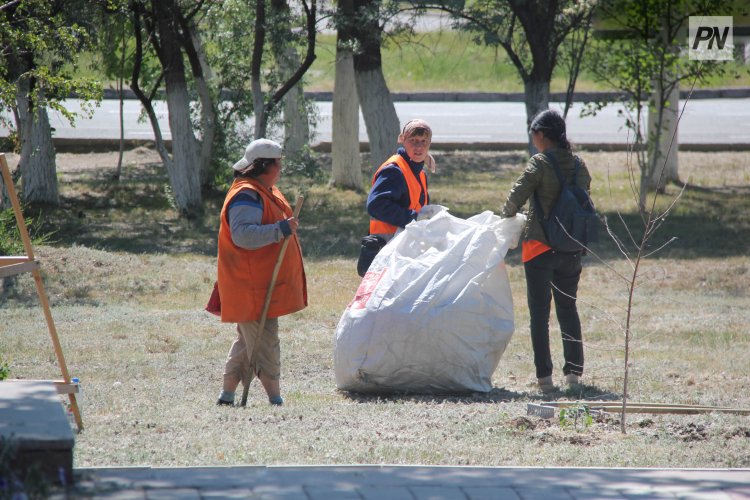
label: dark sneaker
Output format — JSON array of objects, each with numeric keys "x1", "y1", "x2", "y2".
[{"x1": 216, "y1": 398, "x2": 234, "y2": 406}]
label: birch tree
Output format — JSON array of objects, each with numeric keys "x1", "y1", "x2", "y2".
[
  {"x1": 351, "y1": 0, "x2": 400, "y2": 168},
  {"x1": 587, "y1": 0, "x2": 733, "y2": 209},
  {"x1": 269, "y1": 0, "x2": 313, "y2": 158},
  {"x1": 405, "y1": 0, "x2": 595, "y2": 153},
  {"x1": 0, "y1": 0, "x2": 101, "y2": 206},
  {"x1": 330, "y1": 0, "x2": 363, "y2": 190},
  {"x1": 126, "y1": 0, "x2": 219, "y2": 215},
  {"x1": 250, "y1": 0, "x2": 317, "y2": 140}
]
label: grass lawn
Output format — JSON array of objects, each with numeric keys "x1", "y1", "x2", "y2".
[
  {"x1": 308, "y1": 32, "x2": 750, "y2": 92},
  {"x1": 84, "y1": 30, "x2": 750, "y2": 93},
  {"x1": 1, "y1": 148, "x2": 749, "y2": 468}
]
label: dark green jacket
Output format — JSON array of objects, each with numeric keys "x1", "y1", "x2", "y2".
[{"x1": 501, "y1": 147, "x2": 592, "y2": 245}]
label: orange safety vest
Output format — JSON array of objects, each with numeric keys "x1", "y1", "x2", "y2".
[
  {"x1": 369, "y1": 154, "x2": 428, "y2": 235},
  {"x1": 217, "y1": 178, "x2": 307, "y2": 323}
]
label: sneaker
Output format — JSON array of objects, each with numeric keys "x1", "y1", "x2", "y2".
[
  {"x1": 537, "y1": 376, "x2": 556, "y2": 394},
  {"x1": 216, "y1": 398, "x2": 234, "y2": 406},
  {"x1": 269, "y1": 396, "x2": 284, "y2": 406}
]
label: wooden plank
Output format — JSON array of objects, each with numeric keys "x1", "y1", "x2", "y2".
[
  {"x1": 0, "y1": 259, "x2": 40, "y2": 278},
  {"x1": 53, "y1": 381, "x2": 80, "y2": 395},
  {"x1": 0, "y1": 256, "x2": 32, "y2": 265},
  {"x1": 539, "y1": 400, "x2": 750, "y2": 415},
  {"x1": 546, "y1": 400, "x2": 744, "y2": 410}
]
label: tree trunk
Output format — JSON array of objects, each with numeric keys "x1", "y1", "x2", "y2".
[
  {"x1": 352, "y1": 0, "x2": 399, "y2": 168},
  {"x1": 15, "y1": 83, "x2": 58, "y2": 205},
  {"x1": 648, "y1": 80, "x2": 679, "y2": 192},
  {"x1": 331, "y1": 45, "x2": 362, "y2": 189},
  {"x1": 251, "y1": 0, "x2": 267, "y2": 139},
  {"x1": 355, "y1": 68, "x2": 399, "y2": 168},
  {"x1": 182, "y1": 18, "x2": 217, "y2": 188},
  {"x1": 283, "y1": 81, "x2": 308, "y2": 155},
  {"x1": 268, "y1": 0, "x2": 310, "y2": 155},
  {"x1": 523, "y1": 79, "x2": 550, "y2": 154},
  {"x1": 281, "y1": 46, "x2": 310, "y2": 156},
  {"x1": 0, "y1": 168, "x2": 10, "y2": 209},
  {"x1": 154, "y1": 1, "x2": 202, "y2": 216}
]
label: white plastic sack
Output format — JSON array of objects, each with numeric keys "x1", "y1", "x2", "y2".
[{"x1": 335, "y1": 210, "x2": 526, "y2": 393}]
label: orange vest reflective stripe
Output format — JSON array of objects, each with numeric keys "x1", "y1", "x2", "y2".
[
  {"x1": 369, "y1": 154, "x2": 428, "y2": 235},
  {"x1": 217, "y1": 178, "x2": 307, "y2": 323}
]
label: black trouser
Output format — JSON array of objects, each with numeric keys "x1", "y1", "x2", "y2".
[{"x1": 524, "y1": 250, "x2": 583, "y2": 379}]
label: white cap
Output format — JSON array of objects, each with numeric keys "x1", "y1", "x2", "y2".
[{"x1": 232, "y1": 138, "x2": 283, "y2": 171}]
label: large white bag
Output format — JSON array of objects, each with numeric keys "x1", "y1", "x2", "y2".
[{"x1": 334, "y1": 209, "x2": 526, "y2": 393}]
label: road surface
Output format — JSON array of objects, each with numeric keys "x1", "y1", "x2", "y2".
[{"x1": 1, "y1": 98, "x2": 748, "y2": 146}]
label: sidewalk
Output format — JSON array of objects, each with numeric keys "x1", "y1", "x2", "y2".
[{"x1": 67, "y1": 465, "x2": 750, "y2": 499}]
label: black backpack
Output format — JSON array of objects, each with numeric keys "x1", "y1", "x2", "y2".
[{"x1": 533, "y1": 152, "x2": 598, "y2": 253}]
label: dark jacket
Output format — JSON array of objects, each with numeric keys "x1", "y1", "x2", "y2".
[
  {"x1": 501, "y1": 147, "x2": 592, "y2": 245},
  {"x1": 366, "y1": 148, "x2": 429, "y2": 229}
]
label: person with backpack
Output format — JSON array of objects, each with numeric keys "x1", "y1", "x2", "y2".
[{"x1": 500, "y1": 110, "x2": 594, "y2": 394}]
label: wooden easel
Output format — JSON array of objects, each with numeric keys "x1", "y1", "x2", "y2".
[{"x1": 0, "y1": 153, "x2": 82, "y2": 431}]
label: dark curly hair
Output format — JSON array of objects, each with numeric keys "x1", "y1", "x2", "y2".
[{"x1": 529, "y1": 110, "x2": 571, "y2": 151}]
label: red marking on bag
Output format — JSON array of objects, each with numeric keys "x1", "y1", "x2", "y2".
[{"x1": 350, "y1": 268, "x2": 386, "y2": 310}]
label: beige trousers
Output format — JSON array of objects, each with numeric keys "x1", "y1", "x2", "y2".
[{"x1": 223, "y1": 318, "x2": 280, "y2": 386}]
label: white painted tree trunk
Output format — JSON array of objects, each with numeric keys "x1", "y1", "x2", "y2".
[
  {"x1": 648, "y1": 80, "x2": 679, "y2": 191},
  {"x1": 164, "y1": 83, "x2": 202, "y2": 215},
  {"x1": 331, "y1": 48, "x2": 362, "y2": 189},
  {"x1": 15, "y1": 84, "x2": 58, "y2": 205},
  {"x1": 281, "y1": 46, "x2": 310, "y2": 157},
  {"x1": 190, "y1": 25, "x2": 218, "y2": 188},
  {"x1": 523, "y1": 80, "x2": 550, "y2": 155},
  {"x1": 355, "y1": 68, "x2": 399, "y2": 169}
]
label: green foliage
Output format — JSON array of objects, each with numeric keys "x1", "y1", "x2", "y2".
[
  {"x1": 586, "y1": 1, "x2": 738, "y2": 140},
  {"x1": 0, "y1": 0, "x2": 102, "y2": 127},
  {"x1": 0, "y1": 207, "x2": 53, "y2": 256},
  {"x1": 559, "y1": 403, "x2": 594, "y2": 431},
  {"x1": 283, "y1": 147, "x2": 325, "y2": 181},
  {"x1": 201, "y1": 0, "x2": 318, "y2": 175},
  {"x1": 0, "y1": 358, "x2": 9, "y2": 381}
]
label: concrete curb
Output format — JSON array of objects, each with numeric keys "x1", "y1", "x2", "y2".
[{"x1": 69, "y1": 465, "x2": 750, "y2": 499}]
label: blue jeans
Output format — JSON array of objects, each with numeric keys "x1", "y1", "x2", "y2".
[{"x1": 524, "y1": 250, "x2": 584, "y2": 379}]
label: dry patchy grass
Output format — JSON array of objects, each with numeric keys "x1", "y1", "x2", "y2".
[{"x1": 1, "y1": 148, "x2": 749, "y2": 468}]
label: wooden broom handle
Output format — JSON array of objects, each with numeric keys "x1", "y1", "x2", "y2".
[{"x1": 240, "y1": 195, "x2": 304, "y2": 406}]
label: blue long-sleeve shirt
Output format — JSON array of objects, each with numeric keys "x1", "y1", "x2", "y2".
[{"x1": 366, "y1": 148, "x2": 429, "y2": 229}]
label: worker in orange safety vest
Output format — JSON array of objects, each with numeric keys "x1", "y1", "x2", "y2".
[
  {"x1": 366, "y1": 119, "x2": 436, "y2": 240},
  {"x1": 215, "y1": 138, "x2": 307, "y2": 407}
]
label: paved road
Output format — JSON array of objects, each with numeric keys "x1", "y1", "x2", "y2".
[
  {"x1": 2, "y1": 98, "x2": 748, "y2": 147},
  {"x1": 69, "y1": 465, "x2": 750, "y2": 499}
]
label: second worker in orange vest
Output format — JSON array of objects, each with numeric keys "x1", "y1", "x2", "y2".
[
  {"x1": 215, "y1": 138, "x2": 307, "y2": 407},
  {"x1": 367, "y1": 119, "x2": 435, "y2": 240}
]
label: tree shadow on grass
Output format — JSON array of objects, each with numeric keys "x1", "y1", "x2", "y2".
[
  {"x1": 582, "y1": 183, "x2": 750, "y2": 260},
  {"x1": 28, "y1": 152, "x2": 750, "y2": 260}
]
